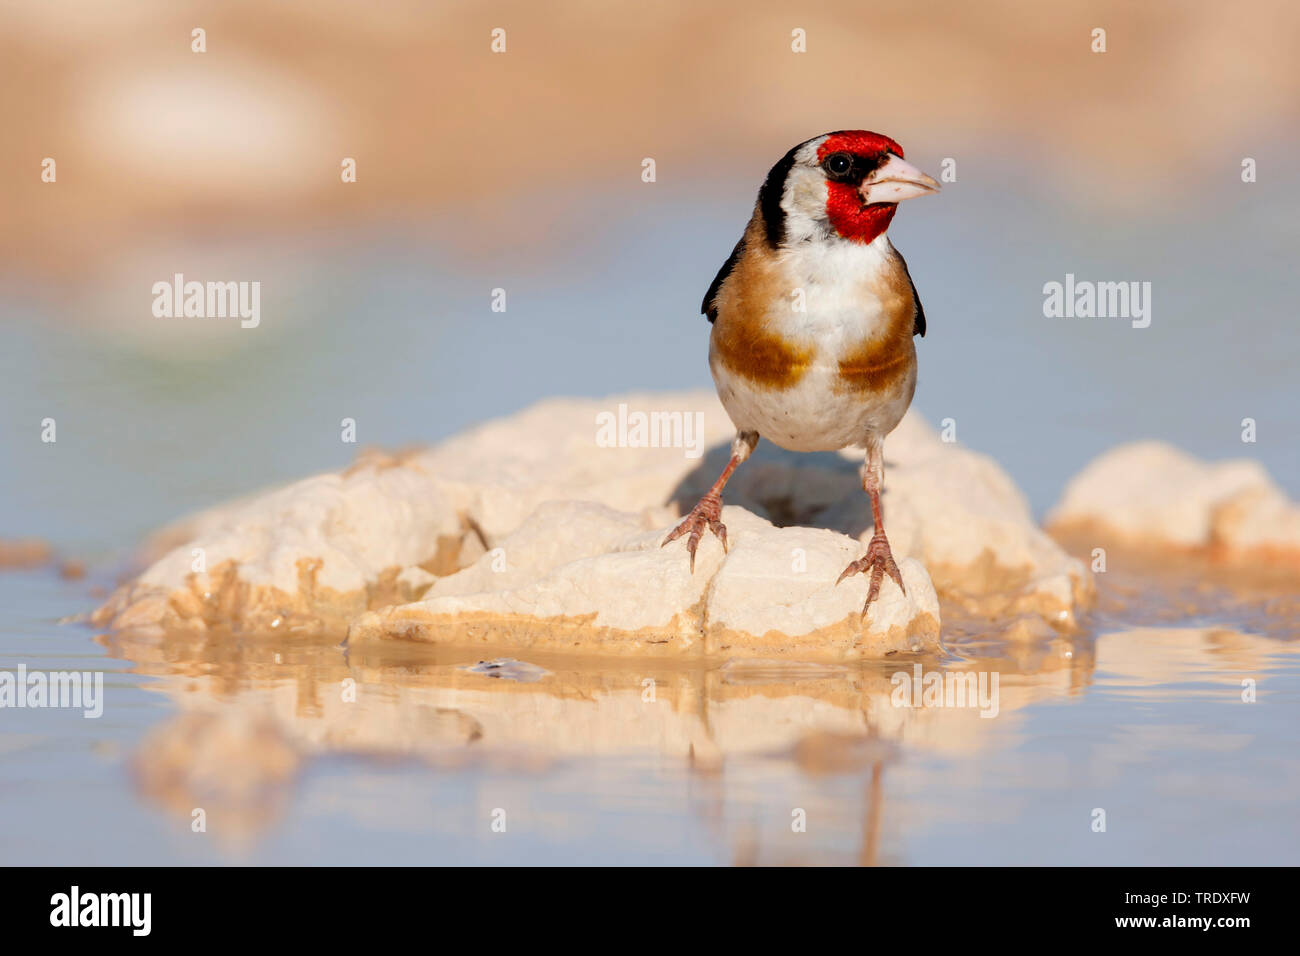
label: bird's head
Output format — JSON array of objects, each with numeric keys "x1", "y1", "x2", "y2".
[{"x1": 758, "y1": 130, "x2": 940, "y2": 248}]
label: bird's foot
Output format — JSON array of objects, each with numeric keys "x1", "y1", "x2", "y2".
[
  {"x1": 661, "y1": 493, "x2": 727, "y2": 573},
  {"x1": 836, "y1": 532, "x2": 905, "y2": 618}
]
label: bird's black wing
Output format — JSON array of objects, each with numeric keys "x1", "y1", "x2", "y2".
[
  {"x1": 895, "y1": 248, "x2": 926, "y2": 337},
  {"x1": 701, "y1": 236, "x2": 746, "y2": 323}
]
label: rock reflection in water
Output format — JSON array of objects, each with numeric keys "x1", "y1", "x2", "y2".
[{"x1": 95, "y1": 621, "x2": 1097, "y2": 861}]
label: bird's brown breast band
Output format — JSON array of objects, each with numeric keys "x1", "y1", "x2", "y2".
[
  {"x1": 835, "y1": 251, "x2": 917, "y2": 395},
  {"x1": 711, "y1": 218, "x2": 917, "y2": 394}
]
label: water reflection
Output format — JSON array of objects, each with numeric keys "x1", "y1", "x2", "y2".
[
  {"x1": 87, "y1": 580, "x2": 1300, "y2": 864},
  {"x1": 91, "y1": 616, "x2": 1092, "y2": 853}
]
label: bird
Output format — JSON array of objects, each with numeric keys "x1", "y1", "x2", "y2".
[{"x1": 662, "y1": 130, "x2": 939, "y2": 617}]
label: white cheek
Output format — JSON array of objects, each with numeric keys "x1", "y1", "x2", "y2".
[
  {"x1": 789, "y1": 176, "x2": 826, "y2": 211},
  {"x1": 782, "y1": 171, "x2": 830, "y2": 244}
]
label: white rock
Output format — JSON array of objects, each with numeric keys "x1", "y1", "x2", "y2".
[
  {"x1": 93, "y1": 458, "x2": 466, "y2": 635},
  {"x1": 348, "y1": 504, "x2": 941, "y2": 660},
  {"x1": 411, "y1": 390, "x2": 717, "y2": 543},
  {"x1": 839, "y1": 433, "x2": 1092, "y2": 623},
  {"x1": 95, "y1": 388, "x2": 1092, "y2": 643},
  {"x1": 421, "y1": 390, "x2": 1091, "y2": 624},
  {"x1": 702, "y1": 509, "x2": 938, "y2": 657},
  {"x1": 395, "y1": 565, "x2": 438, "y2": 596},
  {"x1": 1048, "y1": 440, "x2": 1300, "y2": 567},
  {"x1": 430, "y1": 500, "x2": 651, "y2": 597}
]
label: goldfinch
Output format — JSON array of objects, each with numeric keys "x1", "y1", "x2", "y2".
[{"x1": 663, "y1": 130, "x2": 940, "y2": 617}]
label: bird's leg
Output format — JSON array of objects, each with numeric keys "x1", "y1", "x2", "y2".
[
  {"x1": 836, "y1": 440, "x2": 905, "y2": 617},
  {"x1": 662, "y1": 430, "x2": 758, "y2": 572}
]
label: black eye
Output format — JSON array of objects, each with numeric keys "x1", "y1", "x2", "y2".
[{"x1": 825, "y1": 152, "x2": 853, "y2": 177}]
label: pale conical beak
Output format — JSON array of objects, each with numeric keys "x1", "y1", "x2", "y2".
[{"x1": 860, "y1": 153, "x2": 941, "y2": 205}]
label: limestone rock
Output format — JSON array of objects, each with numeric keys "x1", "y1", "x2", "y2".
[
  {"x1": 416, "y1": 390, "x2": 1092, "y2": 625},
  {"x1": 94, "y1": 388, "x2": 1091, "y2": 645},
  {"x1": 411, "y1": 390, "x2": 716, "y2": 543},
  {"x1": 812, "y1": 416, "x2": 1091, "y2": 625},
  {"x1": 347, "y1": 503, "x2": 941, "y2": 660},
  {"x1": 92, "y1": 460, "x2": 466, "y2": 636},
  {"x1": 1047, "y1": 441, "x2": 1300, "y2": 569}
]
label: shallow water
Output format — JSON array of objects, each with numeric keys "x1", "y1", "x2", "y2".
[{"x1": 2, "y1": 556, "x2": 1296, "y2": 865}]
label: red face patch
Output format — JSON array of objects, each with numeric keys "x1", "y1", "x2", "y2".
[
  {"x1": 823, "y1": 187, "x2": 898, "y2": 244},
  {"x1": 816, "y1": 130, "x2": 904, "y2": 243},
  {"x1": 816, "y1": 130, "x2": 904, "y2": 163}
]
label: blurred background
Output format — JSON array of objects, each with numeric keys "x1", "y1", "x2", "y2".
[{"x1": 2, "y1": 0, "x2": 1298, "y2": 560}]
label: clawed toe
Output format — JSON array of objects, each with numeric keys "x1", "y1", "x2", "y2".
[
  {"x1": 661, "y1": 495, "x2": 727, "y2": 573},
  {"x1": 836, "y1": 532, "x2": 905, "y2": 618}
]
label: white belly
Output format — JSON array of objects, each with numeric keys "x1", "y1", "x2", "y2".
[
  {"x1": 710, "y1": 342, "x2": 915, "y2": 451},
  {"x1": 708, "y1": 235, "x2": 917, "y2": 452}
]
